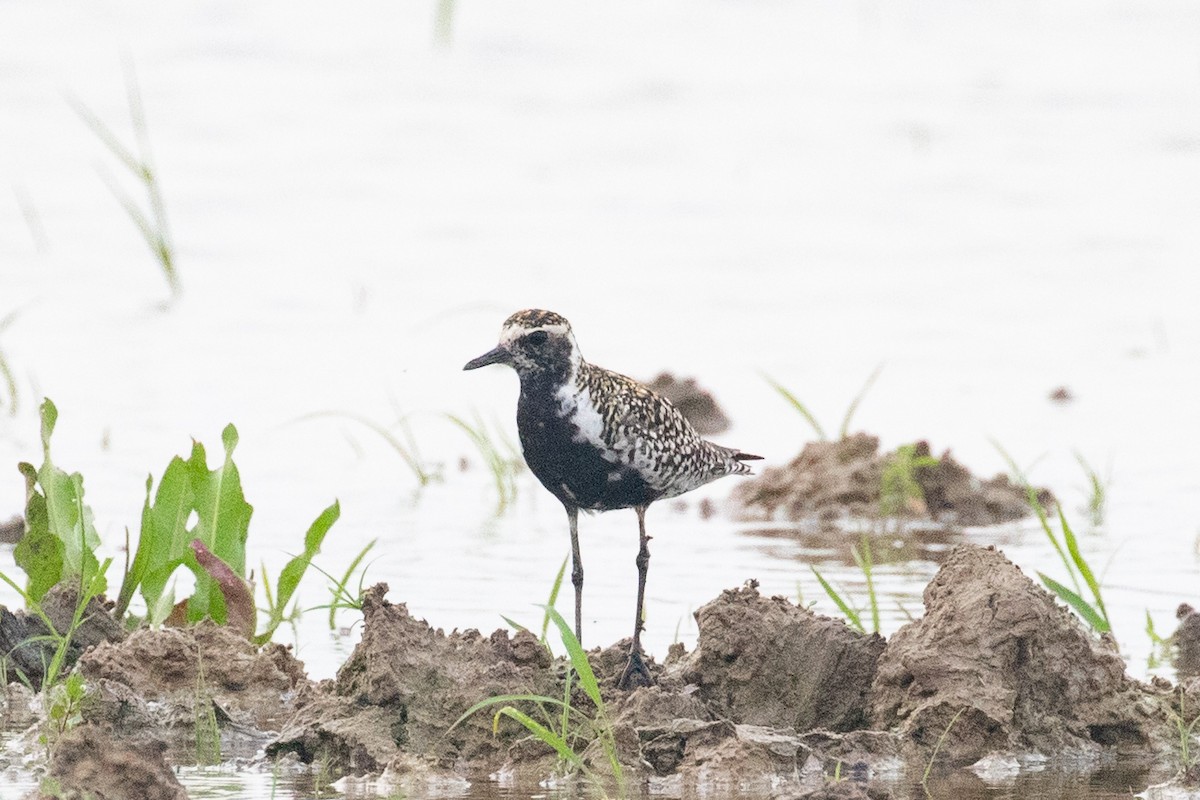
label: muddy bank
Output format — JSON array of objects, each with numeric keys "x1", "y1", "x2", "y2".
[
  {"x1": 269, "y1": 583, "x2": 561, "y2": 775},
  {"x1": 76, "y1": 621, "x2": 308, "y2": 758},
  {"x1": 734, "y1": 432, "x2": 1054, "y2": 526},
  {"x1": 872, "y1": 545, "x2": 1170, "y2": 765},
  {"x1": 0, "y1": 544, "x2": 1188, "y2": 797},
  {"x1": 267, "y1": 545, "x2": 1175, "y2": 792}
]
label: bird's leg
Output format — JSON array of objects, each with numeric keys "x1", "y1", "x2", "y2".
[
  {"x1": 618, "y1": 505, "x2": 654, "y2": 689},
  {"x1": 566, "y1": 504, "x2": 584, "y2": 643}
]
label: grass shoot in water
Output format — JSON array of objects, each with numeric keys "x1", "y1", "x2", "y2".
[
  {"x1": 68, "y1": 63, "x2": 178, "y2": 302},
  {"x1": 763, "y1": 365, "x2": 882, "y2": 442},
  {"x1": 993, "y1": 441, "x2": 1112, "y2": 639},
  {"x1": 809, "y1": 535, "x2": 881, "y2": 635}
]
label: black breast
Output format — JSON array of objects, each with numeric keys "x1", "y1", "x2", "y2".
[{"x1": 516, "y1": 382, "x2": 658, "y2": 511}]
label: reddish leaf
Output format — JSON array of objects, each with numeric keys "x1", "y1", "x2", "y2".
[{"x1": 190, "y1": 539, "x2": 255, "y2": 639}]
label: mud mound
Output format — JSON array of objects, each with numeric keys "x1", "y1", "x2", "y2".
[
  {"x1": 871, "y1": 545, "x2": 1168, "y2": 764},
  {"x1": 41, "y1": 724, "x2": 187, "y2": 800},
  {"x1": 646, "y1": 373, "x2": 731, "y2": 435},
  {"x1": 1, "y1": 584, "x2": 124, "y2": 690},
  {"x1": 279, "y1": 583, "x2": 558, "y2": 772},
  {"x1": 733, "y1": 434, "x2": 1050, "y2": 526},
  {"x1": 679, "y1": 581, "x2": 884, "y2": 732},
  {"x1": 79, "y1": 621, "x2": 307, "y2": 737},
  {"x1": 268, "y1": 682, "x2": 401, "y2": 775}
]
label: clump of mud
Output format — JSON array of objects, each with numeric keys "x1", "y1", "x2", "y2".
[
  {"x1": 78, "y1": 621, "x2": 307, "y2": 751},
  {"x1": 680, "y1": 581, "x2": 884, "y2": 732},
  {"x1": 36, "y1": 724, "x2": 187, "y2": 800},
  {"x1": 269, "y1": 583, "x2": 560, "y2": 775},
  {"x1": 646, "y1": 372, "x2": 731, "y2": 435},
  {"x1": 1, "y1": 584, "x2": 124, "y2": 690},
  {"x1": 734, "y1": 433, "x2": 1052, "y2": 526},
  {"x1": 871, "y1": 545, "x2": 1170, "y2": 765}
]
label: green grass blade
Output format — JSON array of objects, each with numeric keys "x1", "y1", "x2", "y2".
[
  {"x1": 851, "y1": 538, "x2": 879, "y2": 634},
  {"x1": 762, "y1": 374, "x2": 826, "y2": 440},
  {"x1": 542, "y1": 605, "x2": 603, "y2": 710},
  {"x1": 838, "y1": 364, "x2": 882, "y2": 440},
  {"x1": 540, "y1": 556, "x2": 568, "y2": 644},
  {"x1": 1058, "y1": 505, "x2": 1108, "y2": 626},
  {"x1": 318, "y1": 539, "x2": 376, "y2": 629},
  {"x1": 449, "y1": 693, "x2": 574, "y2": 731},
  {"x1": 492, "y1": 707, "x2": 583, "y2": 767},
  {"x1": 990, "y1": 439, "x2": 1082, "y2": 597},
  {"x1": 810, "y1": 566, "x2": 863, "y2": 632},
  {"x1": 1038, "y1": 572, "x2": 1109, "y2": 633}
]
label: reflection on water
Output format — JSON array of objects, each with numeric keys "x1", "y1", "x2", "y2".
[{"x1": 173, "y1": 761, "x2": 1176, "y2": 800}]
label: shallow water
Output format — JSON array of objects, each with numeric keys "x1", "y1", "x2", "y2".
[{"x1": 1, "y1": 0, "x2": 1199, "y2": 797}]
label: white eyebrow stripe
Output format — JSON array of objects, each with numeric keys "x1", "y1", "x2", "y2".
[{"x1": 499, "y1": 321, "x2": 571, "y2": 346}]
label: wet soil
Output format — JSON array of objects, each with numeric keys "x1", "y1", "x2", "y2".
[
  {"x1": 0, "y1": 544, "x2": 1193, "y2": 798},
  {"x1": 0, "y1": 584, "x2": 124, "y2": 691},
  {"x1": 734, "y1": 433, "x2": 1055, "y2": 526},
  {"x1": 35, "y1": 725, "x2": 188, "y2": 800},
  {"x1": 79, "y1": 621, "x2": 308, "y2": 746},
  {"x1": 872, "y1": 545, "x2": 1170, "y2": 765}
]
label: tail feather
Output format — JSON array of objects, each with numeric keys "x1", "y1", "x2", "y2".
[{"x1": 709, "y1": 444, "x2": 763, "y2": 477}]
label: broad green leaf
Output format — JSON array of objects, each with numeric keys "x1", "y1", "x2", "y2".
[
  {"x1": 14, "y1": 461, "x2": 62, "y2": 601},
  {"x1": 20, "y1": 400, "x2": 101, "y2": 594},
  {"x1": 121, "y1": 456, "x2": 195, "y2": 618},
  {"x1": 185, "y1": 427, "x2": 253, "y2": 622},
  {"x1": 1039, "y1": 572, "x2": 1110, "y2": 633}
]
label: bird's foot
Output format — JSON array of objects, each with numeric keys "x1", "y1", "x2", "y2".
[{"x1": 617, "y1": 647, "x2": 653, "y2": 690}]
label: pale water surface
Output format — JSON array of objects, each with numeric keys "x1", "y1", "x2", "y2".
[{"x1": 1, "y1": 1, "x2": 1199, "y2": 798}]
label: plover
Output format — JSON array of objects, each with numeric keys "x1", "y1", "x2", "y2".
[{"x1": 464, "y1": 309, "x2": 761, "y2": 688}]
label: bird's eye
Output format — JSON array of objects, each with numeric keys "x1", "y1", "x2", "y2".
[{"x1": 528, "y1": 330, "x2": 549, "y2": 345}]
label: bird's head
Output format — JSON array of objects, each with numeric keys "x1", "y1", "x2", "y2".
[{"x1": 463, "y1": 309, "x2": 582, "y2": 381}]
